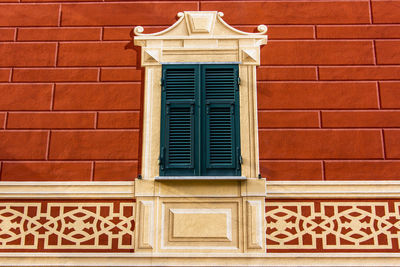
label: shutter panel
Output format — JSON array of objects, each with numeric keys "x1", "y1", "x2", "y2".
[
  {"x1": 160, "y1": 66, "x2": 198, "y2": 176},
  {"x1": 203, "y1": 65, "x2": 240, "y2": 176},
  {"x1": 166, "y1": 102, "x2": 194, "y2": 168}
]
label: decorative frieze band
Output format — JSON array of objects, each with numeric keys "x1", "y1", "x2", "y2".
[
  {"x1": 0, "y1": 200, "x2": 135, "y2": 252},
  {"x1": 266, "y1": 200, "x2": 400, "y2": 252}
]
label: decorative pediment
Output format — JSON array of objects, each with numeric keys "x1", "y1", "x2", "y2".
[{"x1": 134, "y1": 11, "x2": 268, "y2": 66}]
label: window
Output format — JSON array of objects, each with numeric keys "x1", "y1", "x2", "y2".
[{"x1": 159, "y1": 64, "x2": 241, "y2": 176}]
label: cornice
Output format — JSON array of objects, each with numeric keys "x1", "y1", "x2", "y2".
[{"x1": 133, "y1": 11, "x2": 268, "y2": 66}]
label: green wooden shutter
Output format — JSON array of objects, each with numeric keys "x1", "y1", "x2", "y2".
[
  {"x1": 202, "y1": 65, "x2": 241, "y2": 176},
  {"x1": 160, "y1": 65, "x2": 199, "y2": 176},
  {"x1": 160, "y1": 64, "x2": 240, "y2": 177}
]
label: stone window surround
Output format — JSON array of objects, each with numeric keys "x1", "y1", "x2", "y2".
[{"x1": 133, "y1": 11, "x2": 268, "y2": 179}]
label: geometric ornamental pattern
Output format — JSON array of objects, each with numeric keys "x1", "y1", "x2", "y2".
[
  {"x1": 0, "y1": 200, "x2": 135, "y2": 252},
  {"x1": 266, "y1": 200, "x2": 400, "y2": 252}
]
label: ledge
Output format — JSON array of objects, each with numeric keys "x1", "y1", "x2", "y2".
[
  {"x1": 2, "y1": 180, "x2": 400, "y2": 199},
  {"x1": 266, "y1": 180, "x2": 400, "y2": 199},
  {"x1": 0, "y1": 182, "x2": 135, "y2": 199},
  {"x1": 155, "y1": 176, "x2": 246, "y2": 181},
  {"x1": 0, "y1": 253, "x2": 399, "y2": 266}
]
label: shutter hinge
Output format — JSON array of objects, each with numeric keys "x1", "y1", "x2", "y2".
[
  {"x1": 237, "y1": 77, "x2": 241, "y2": 86},
  {"x1": 236, "y1": 147, "x2": 242, "y2": 171},
  {"x1": 159, "y1": 147, "x2": 165, "y2": 170},
  {"x1": 161, "y1": 78, "x2": 165, "y2": 91}
]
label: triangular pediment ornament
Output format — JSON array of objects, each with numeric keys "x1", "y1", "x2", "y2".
[
  {"x1": 242, "y1": 48, "x2": 258, "y2": 63},
  {"x1": 143, "y1": 48, "x2": 160, "y2": 63}
]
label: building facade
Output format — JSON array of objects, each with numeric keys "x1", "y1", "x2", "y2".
[{"x1": 0, "y1": 1, "x2": 400, "y2": 266}]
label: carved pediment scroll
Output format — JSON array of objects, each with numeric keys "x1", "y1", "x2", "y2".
[{"x1": 134, "y1": 11, "x2": 268, "y2": 66}]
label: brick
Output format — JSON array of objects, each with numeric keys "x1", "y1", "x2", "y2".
[
  {"x1": 236, "y1": 25, "x2": 314, "y2": 39},
  {"x1": 62, "y1": 3, "x2": 198, "y2": 26},
  {"x1": 385, "y1": 130, "x2": 400, "y2": 159},
  {"x1": 97, "y1": 112, "x2": 140, "y2": 129},
  {"x1": 103, "y1": 26, "x2": 167, "y2": 40},
  {"x1": 13, "y1": 68, "x2": 98, "y2": 82},
  {"x1": 49, "y1": 130, "x2": 139, "y2": 160},
  {"x1": 0, "y1": 131, "x2": 48, "y2": 160},
  {"x1": 319, "y1": 66, "x2": 400, "y2": 80},
  {"x1": 54, "y1": 83, "x2": 141, "y2": 110},
  {"x1": 7, "y1": 112, "x2": 95, "y2": 129},
  {"x1": 18, "y1": 28, "x2": 101, "y2": 41},
  {"x1": 257, "y1": 67, "x2": 317, "y2": 81},
  {"x1": 325, "y1": 161, "x2": 400, "y2": 180},
  {"x1": 258, "y1": 111, "x2": 319, "y2": 128},
  {"x1": 94, "y1": 161, "x2": 137, "y2": 181},
  {"x1": 0, "y1": 4, "x2": 59, "y2": 26},
  {"x1": 0, "y1": 113, "x2": 5, "y2": 129},
  {"x1": 261, "y1": 41, "x2": 374, "y2": 65},
  {"x1": 259, "y1": 130, "x2": 383, "y2": 159},
  {"x1": 317, "y1": 25, "x2": 400, "y2": 39},
  {"x1": 376, "y1": 41, "x2": 400, "y2": 64},
  {"x1": 0, "y1": 69, "x2": 10, "y2": 82},
  {"x1": 22, "y1": 0, "x2": 97, "y2": 2},
  {"x1": 103, "y1": 27, "x2": 132, "y2": 41},
  {"x1": 257, "y1": 82, "x2": 378, "y2": 109},
  {"x1": 372, "y1": 0, "x2": 400, "y2": 23},
  {"x1": 260, "y1": 161, "x2": 322, "y2": 180},
  {"x1": 0, "y1": 29, "x2": 15, "y2": 41},
  {"x1": 380, "y1": 82, "x2": 400, "y2": 108},
  {"x1": 58, "y1": 42, "x2": 136, "y2": 67},
  {"x1": 201, "y1": 1, "x2": 370, "y2": 24},
  {"x1": 322, "y1": 111, "x2": 400, "y2": 128},
  {"x1": 101, "y1": 68, "x2": 141, "y2": 82},
  {"x1": 0, "y1": 43, "x2": 56, "y2": 67},
  {"x1": 1, "y1": 162, "x2": 92, "y2": 181},
  {"x1": 0, "y1": 84, "x2": 52, "y2": 110}
]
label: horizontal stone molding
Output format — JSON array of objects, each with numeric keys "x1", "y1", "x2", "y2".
[
  {"x1": 0, "y1": 253, "x2": 400, "y2": 266},
  {"x1": 0, "y1": 181, "x2": 134, "y2": 199},
  {"x1": 3, "y1": 181, "x2": 400, "y2": 199},
  {"x1": 266, "y1": 181, "x2": 400, "y2": 199}
]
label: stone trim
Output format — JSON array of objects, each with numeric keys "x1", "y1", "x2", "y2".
[
  {"x1": 2, "y1": 180, "x2": 400, "y2": 199},
  {"x1": 266, "y1": 181, "x2": 400, "y2": 199},
  {"x1": 0, "y1": 181, "x2": 134, "y2": 199},
  {"x1": 0, "y1": 253, "x2": 399, "y2": 266}
]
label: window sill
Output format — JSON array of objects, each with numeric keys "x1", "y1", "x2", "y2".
[{"x1": 155, "y1": 176, "x2": 246, "y2": 181}]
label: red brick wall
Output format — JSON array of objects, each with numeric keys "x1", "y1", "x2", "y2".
[{"x1": 0, "y1": 1, "x2": 399, "y2": 181}]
